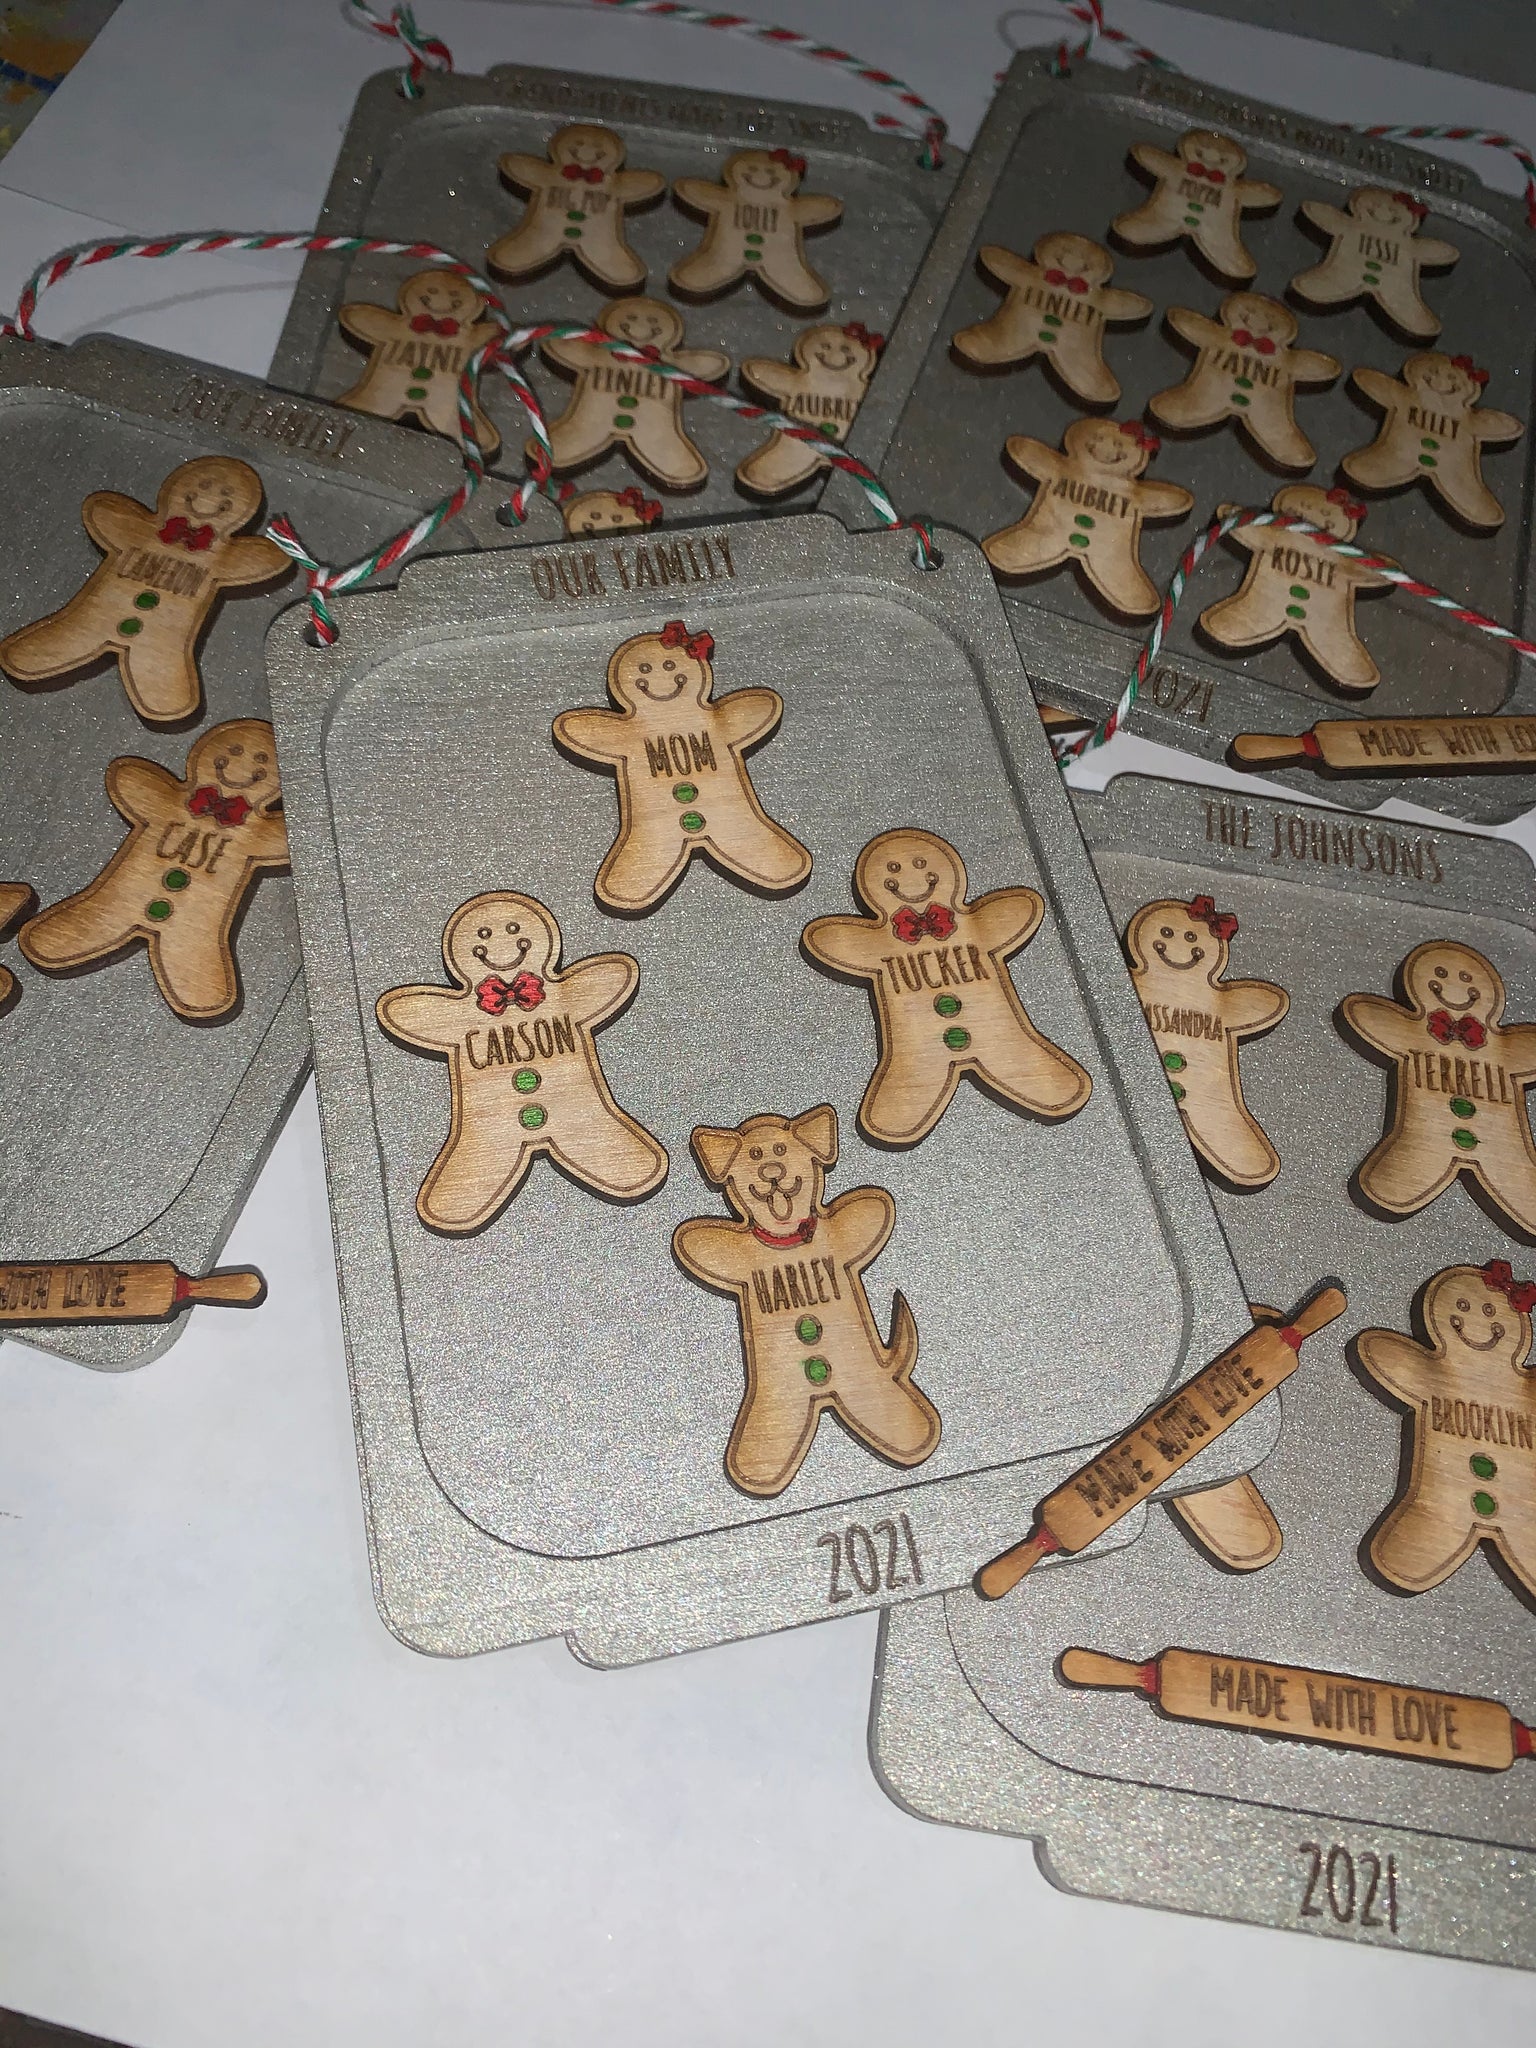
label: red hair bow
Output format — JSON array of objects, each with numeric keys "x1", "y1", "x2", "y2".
[
  {"x1": 1325, "y1": 485, "x2": 1367, "y2": 522},
  {"x1": 843, "y1": 321, "x2": 884, "y2": 350},
  {"x1": 1427, "y1": 1009, "x2": 1486, "y2": 1049},
  {"x1": 1043, "y1": 268, "x2": 1089, "y2": 293},
  {"x1": 476, "y1": 971, "x2": 545, "y2": 1016},
  {"x1": 616, "y1": 486, "x2": 662, "y2": 524},
  {"x1": 1119, "y1": 420, "x2": 1160, "y2": 453},
  {"x1": 1231, "y1": 328, "x2": 1276, "y2": 354},
  {"x1": 188, "y1": 785, "x2": 250, "y2": 828},
  {"x1": 1450, "y1": 354, "x2": 1490, "y2": 386},
  {"x1": 410, "y1": 314, "x2": 459, "y2": 336},
  {"x1": 1481, "y1": 1259, "x2": 1536, "y2": 1315},
  {"x1": 1186, "y1": 161, "x2": 1226, "y2": 184},
  {"x1": 1187, "y1": 894, "x2": 1238, "y2": 942},
  {"x1": 659, "y1": 619, "x2": 714, "y2": 661},
  {"x1": 770, "y1": 148, "x2": 807, "y2": 176},
  {"x1": 1392, "y1": 189, "x2": 1429, "y2": 221},
  {"x1": 892, "y1": 903, "x2": 956, "y2": 944},
  {"x1": 160, "y1": 516, "x2": 214, "y2": 551}
]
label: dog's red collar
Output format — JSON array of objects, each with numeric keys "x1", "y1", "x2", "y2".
[{"x1": 749, "y1": 1216, "x2": 818, "y2": 1248}]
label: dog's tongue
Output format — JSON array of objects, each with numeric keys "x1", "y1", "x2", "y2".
[{"x1": 765, "y1": 1185, "x2": 793, "y2": 1221}]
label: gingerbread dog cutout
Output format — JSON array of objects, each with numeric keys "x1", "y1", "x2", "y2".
[
  {"x1": 0, "y1": 456, "x2": 289, "y2": 727},
  {"x1": 1341, "y1": 352, "x2": 1523, "y2": 531},
  {"x1": 1341, "y1": 940, "x2": 1536, "y2": 1240},
  {"x1": 554, "y1": 621, "x2": 810, "y2": 915},
  {"x1": 535, "y1": 297, "x2": 729, "y2": 490},
  {"x1": 1291, "y1": 187, "x2": 1459, "y2": 340},
  {"x1": 673, "y1": 1103, "x2": 940, "y2": 1497},
  {"x1": 736, "y1": 322, "x2": 881, "y2": 496},
  {"x1": 803, "y1": 828, "x2": 1091, "y2": 1148},
  {"x1": 488, "y1": 123, "x2": 664, "y2": 291},
  {"x1": 983, "y1": 418, "x2": 1193, "y2": 618},
  {"x1": 1199, "y1": 485, "x2": 1396, "y2": 694},
  {"x1": 952, "y1": 234, "x2": 1153, "y2": 406},
  {"x1": 561, "y1": 486, "x2": 661, "y2": 537},
  {"x1": 669, "y1": 148, "x2": 842, "y2": 309},
  {"x1": 335, "y1": 270, "x2": 502, "y2": 454},
  {"x1": 1357, "y1": 1260, "x2": 1536, "y2": 1601},
  {"x1": 0, "y1": 884, "x2": 35, "y2": 1015},
  {"x1": 20, "y1": 719, "x2": 287, "y2": 1021},
  {"x1": 1112, "y1": 128, "x2": 1281, "y2": 282},
  {"x1": 1150, "y1": 293, "x2": 1339, "y2": 470},
  {"x1": 1124, "y1": 894, "x2": 1288, "y2": 1189},
  {"x1": 376, "y1": 890, "x2": 668, "y2": 1234}
]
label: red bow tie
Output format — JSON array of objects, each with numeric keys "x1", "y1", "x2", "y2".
[
  {"x1": 1481, "y1": 1259, "x2": 1536, "y2": 1315},
  {"x1": 1187, "y1": 163, "x2": 1226, "y2": 183},
  {"x1": 1230, "y1": 329, "x2": 1276, "y2": 355},
  {"x1": 159, "y1": 516, "x2": 214, "y2": 551},
  {"x1": 187, "y1": 785, "x2": 250, "y2": 827},
  {"x1": 659, "y1": 619, "x2": 714, "y2": 660},
  {"x1": 770, "y1": 148, "x2": 806, "y2": 176},
  {"x1": 562, "y1": 163, "x2": 603, "y2": 183},
  {"x1": 1186, "y1": 895, "x2": 1239, "y2": 942},
  {"x1": 476, "y1": 971, "x2": 545, "y2": 1016},
  {"x1": 1427, "y1": 1009, "x2": 1486, "y2": 1049},
  {"x1": 1044, "y1": 268, "x2": 1089, "y2": 293},
  {"x1": 410, "y1": 314, "x2": 460, "y2": 336},
  {"x1": 892, "y1": 902, "x2": 957, "y2": 945},
  {"x1": 750, "y1": 1215, "x2": 818, "y2": 1248}
]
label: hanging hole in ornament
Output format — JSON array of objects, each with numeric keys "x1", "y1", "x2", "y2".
[
  {"x1": 302, "y1": 622, "x2": 327, "y2": 648},
  {"x1": 494, "y1": 499, "x2": 524, "y2": 528},
  {"x1": 910, "y1": 523, "x2": 943, "y2": 571}
]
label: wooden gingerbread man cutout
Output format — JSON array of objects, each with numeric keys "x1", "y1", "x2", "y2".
[
  {"x1": 1112, "y1": 128, "x2": 1281, "y2": 282},
  {"x1": 951, "y1": 233, "x2": 1153, "y2": 406},
  {"x1": 335, "y1": 270, "x2": 502, "y2": 454},
  {"x1": 1357, "y1": 1261, "x2": 1536, "y2": 1600},
  {"x1": 802, "y1": 828, "x2": 1091, "y2": 1148},
  {"x1": 376, "y1": 890, "x2": 668, "y2": 1235},
  {"x1": 1150, "y1": 292, "x2": 1339, "y2": 470},
  {"x1": 561, "y1": 485, "x2": 661, "y2": 537},
  {"x1": 982, "y1": 418, "x2": 1193, "y2": 618},
  {"x1": 487, "y1": 123, "x2": 664, "y2": 291},
  {"x1": 1341, "y1": 940, "x2": 1536, "y2": 1239},
  {"x1": 672, "y1": 1103, "x2": 940, "y2": 1497},
  {"x1": 0, "y1": 884, "x2": 35, "y2": 1015},
  {"x1": 535, "y1": 297, "x2": 730, "y2": 490},
  {"x1": 0, "y1": 457, "x2": 289, "y2": 727},
  {"x1": 1291, "y1": 187, "x2": 1459, "y2": 340},
  {"x1": 669, "y1": 148, "x2": 842, "y2": 309},
  {"x1": 736, "y1": 321, "x2": 881, "y2": 496},
  {"x1": 1124, "y1": 894, "x2": 1288, "y2": 1189},
  {"x1": 1199, "y1": 484, "x2": 1397, "y2": 694},
  {"x1": 19, "y1": 719, "x2": 288, "y2": 1022},
  {"x1": 553, "y1": 621, "x2": 811, "y2": 915},
  {"x1": 1341, "y1": 352, "x2": 1523, "y2": 531}
]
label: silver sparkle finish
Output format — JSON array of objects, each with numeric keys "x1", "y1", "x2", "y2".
[
  {"x1": 264, "y1": 516, "x2": 1266, "y2": 1667},
  {"x1": 832, "y1": 53, "x2": 1536, "y2": 824}
]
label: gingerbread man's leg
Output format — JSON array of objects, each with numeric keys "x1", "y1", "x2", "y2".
[
  {"x1": 488, "y1": 215, "x2": 565, "y2": 278},
  {"x1": 546, "y1": 1092, "x2": 667, "y2": 1199},
  {"x1": 148, "y1": 906, "x2": 240, "y2": 1018},
  {"x1": 1200, "y1": 583, "x2": 1287, "y2": 651},
  {"x1": 968, "y1": 1016, "x2": 1090, "y2": 1120},
  {"x1": 1467, "y1": 1142, "x2": 1536, "y2": 1241},
  {"x1": 418, "y1": 1121, "x2": 537, "y2": 1233},
  {"x1": 952, "y1": 309, "x2": 1030, "y2": 367},
  {"x1": 982, "y1": 515, "x2": 1069, "y2": 579},
  {"x1": 1245, "y1": 398, "x2": 1314, "y2": 469},
  {"x1": 1376, "y1": 271, "x2": 1437, "y2": 340},
  {"x1": 1054, "y1": 337, "x2": 1119, "y2": 407},
  {"x1": 1204, "y1": 219, "x2": 1255, "y2": 281},
  {"x1": 670, "y1": 242, "x2": 736, "y2": 297},
  {"x1": 1300, "y1": 605, "x2": 1379, "y2": 692},
  {"x1": 759, "y1": 247, "x2": 827, "y2": 309},
  {"x1": 1, "y1": 602, "x2": 114, "y2": 685},
  {"x1": 1370, "y1": 1487, "x2": 1479, "y2": 1592},
  {"x1": 860, "y1": 1037, "x2": 963, "y2": 1146},
  {"x1": 596, "y1": 812, "x2": 691, "y2": 912},
  {"x1": 1085, "y1": 538, "x2": 1159, "y2": 616},
  {"x1": 1355, "y1": 1122, "x2": 1458, "y2": 1218},
  {"x1": 121, "y1": 633, "x2": 203, "y2": 725},
  {"x1": 625, "y1": 413, "x2": 709, "y2": 490},
  {"x1": 727, "y1": 1364, "x2": 818, "y2": 1495},
  {"x1": 738, "y1": 432, "x2": 823, "y2": 496},
  {"x1": 709, "y1": 801, "x2": 810, "y2": 894},
  {"x1": 833, "y1": 1343, "x2": 940, "y2": 1466},
  {"x1": 547, "y1": 396, "x2": 620, "y2": 472},
  {"x1": 21, "y1": 879, "x2": 139, "y2": 973},
  {"x1": 577, "y1": 227, "x2": 645, "y2": 293},
  {"x1": 1435, "y1": 463, "x2": 1502, "y2": 530},
  {"x1": 1184, "y1": 1092, "x2": 1280, "y2": 1185},
  {"x1": 1491, "y1": 1527, "x2": 1536, "y2": 1603}
]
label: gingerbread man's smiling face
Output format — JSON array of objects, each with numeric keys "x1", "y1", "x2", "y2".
[
  {"x1": 1067, "y1": 417, "x2": 1149, "y2": 480},
  {"x1": 728, "y1": 149, "x2": 799, "y2": 197},
  {"x1": 1273, "y1": 484, "x2": 1358, "y2": 542},
  {"x1": 400, "y1": 271, "x2": 482, "y2": 326},
  {"x1": 601, "y1": 296, "x2": 681, "y2": 352},
  {"x1": 800, "y1": 326, "x2": 871, "y2": 377},
  {"x1": 1423, "y1": 1266, "x2": 1531, "y2": 1366},
  {"x1": 1179, "y1": 130, "x2": 1245, "y2": 180},
  {"x1": 563, "y1": 489, "x2": 652, "y2": 536},
  {"x1": 1221, "y1": 292, "x2": 1295, "y2": 350},
  {"x1": 606, "y1": 628, "x2": 711, "y2": 709},
  {"x1": 855, "y1": 830, "x2": 965, "y2": 923},
  {"x1": 1407, "y1": 352, "x2": 1481, "y2": 410},
  {"x1": 188, "y1": 719, "x2": 279, "y2": 806},
  {"x1": 1125, "y1": 899, "x2": 1226, "y2": 983},
  {"x1": 1352, "y1": 187, "x2": 1420, "y2": 233},
  {"x1": 158, "y1": 456, "x2": 262, "y2": 536},
  {"x1": 1033, "y1": 232, "x2": 1111, "y2": 288},
  {"x1": 1403, "y1": 940, "x2": 1503, "y2": 1023},
  {"x1": 551, "y1": 123, "x2": 624, "y2": 175},
  {"x1": 443, "y1": 892, "x2": 556, "y2": 985}
]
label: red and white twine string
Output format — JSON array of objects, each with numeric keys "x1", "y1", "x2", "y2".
[{"x1": 343, "y1": 1, "x2": 452, "y2": 98}]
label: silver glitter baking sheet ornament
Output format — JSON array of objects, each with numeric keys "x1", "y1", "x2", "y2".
[
  {"x1": 830, "y1": 53, "x2": 1536, "y2": 826},
  {"x1": 264, "y1": 514, "x2": 1277, "y2": 1668},
  {"x1": 873, "y1": 771, "x2": 1536, "y2": 1967},
  {"x1": 0, "y1": 333, "x2": 486, "y2": 1371},
  {"x1": 268, "y1": 62, "x2": 959, "y2": 524}
]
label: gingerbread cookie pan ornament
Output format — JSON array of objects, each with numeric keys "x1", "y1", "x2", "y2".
[
  {"x1": 828, "y1": 51, "x2": 1536, "y2": 827},
  {"x1": 870, "y1": 770, "x2": 1536, "y2": 1969},
  {"x1": 0, "y1": 332, "x2": 488, "y2": 1371},
  {"x1": 265, "y1": 515, "x2": 1264, "y2": 1670},
  {"x1": 268, "y1": 59, "x2": 959, "y2": 530}
]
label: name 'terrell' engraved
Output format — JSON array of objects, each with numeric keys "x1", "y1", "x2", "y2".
[{"x1": 530, "y1": 532, "x2": 736, "y2": 603}]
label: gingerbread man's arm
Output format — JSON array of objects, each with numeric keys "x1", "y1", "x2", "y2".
[
  {"x1": 1220, "y1": 976, "x2": 1289, "y2": 1034},
  {"x1": 977, "y1": 245, "x2": 1033, "y2": 286},
  {"x1": 1129, "y1": 143, "x2": 1182, "y2": 181},
  {"x1": 1165, "y1": 306, "x2": 1223, "y2": 350},
  {"x1": 672, "y1": 177, "x2": 727, "y2": 216},
  {"x1": 242, "y1": 808, "x2": 292, "y2": 865},
  {"x1": 800, "y1": 911, "x2": 885, "y2": 982},
  {"x1": 337, "y1": 302, "x2": 400, "y2": 347},
  {"x1": 739, "y1": 358, "x2": 799, "y2": 405},
  {"x1": 711, "y1": 685, "x2": 784, "y2": 751},
  {"x1": 552, "y1": 705, "x2": 632, "y2": 763},
  {"x1": 556, "y1": 952, "x2": 639, "y2": 1030},
  {"x1": 1236, "y1": 176, "x2": 1283, "y2": 210},
  {"x1": 1351, "y1": 366, "x2": 1403, "y2": 410},
  {"x1": 1489, "y1": 1021, "x2": 1536, "y2": 1079},
  {"x1": 1339, "y1": 989, "x2": 1413, "y2": 1056},
  {"x1": 498, "y1": 152, "x2": 558, "y2": 195},
  {"x1": 1470, "y1": 406, "x2": 1524, "y2": 446},
  {"x1": 1135, "y1": 478, "x2": 1196, "y2": 521},
  {"x1": 104, "y1": 757, "x2": 180, "y2": 826},
  {"x1": 1289, "y1": 345, "x2": 1342, "y2": 385},
  {"x1": 672, "y1": 345, "x2": 731, "y2": 383},
  {"x1": 825, "y1": 1186, "x2": 895, "y2": 1268},
  {"x1": 1355, "y1": 1326, "x2": 1432, "y2": 1408},
  {"x1": 1001, "y1": 438, "x2": 1062, "y2": 487},
  {"x1": 1214, "y1": 510, "x2": 1266, "y2": 557},
  {"x1": 1099, "y1": 285, "x2": 1154, "y2": 322},
  {"x1": 966, "y1": 885, "x2": 1046, "y2": 959},
  {"x1": 1413, "y1": 235, "x2": 1460, "y2": 270},
  {"x1": 1342, "y1": 550, "x2": 1400, "y2": 588},
  {"x1": 542, "y1": 334, "x2": 602, "y2": 375},
  {"x1": 216, "y1": 534, "x2": 294, "y2": 588},
  {"x1": 792, "y1": 192, "x2": 843, "y2": 230},
  {"x1": 80, "y1": 491, "x2": 153, "y2": 554},
  {"x1": 375, "y1": 983, "x2": 468, "y2": 1054},
  {"x1": 614, "y1": 167, "x2": 665, "y2": 205},
  {"x1": 672, "y1": 1215, "x2": 753, "y2": 1290},
  {"x1": 1299, "y1": 199, "x2": 1351, "y2": 238}
]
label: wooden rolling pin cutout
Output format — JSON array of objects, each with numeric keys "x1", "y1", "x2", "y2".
[
  {"x1": 1232, "y1": 717, "x2": 1536, "y2": 777},
  {"x1": 0, "y1": 1260, "x2": 265, "y2": 1325}
]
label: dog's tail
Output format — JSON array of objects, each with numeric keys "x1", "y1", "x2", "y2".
[{"x1": 883, "y1": 1290, "x2": 919, "y2": 1380}]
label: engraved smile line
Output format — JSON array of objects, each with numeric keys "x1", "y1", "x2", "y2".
[
  {"x1": 886, "y1": 879, "x2": 937, "y2": 903},
  {"x1": 473, "y1": 944, "x2": 530, "y2": 970},
  {"x1": 1154, "y1": 942, "x2": 1203, "y2": 970},
  {"x1": 1450, "y1": 1317, "x2": 1504, "y2": 1349},
  {"x1": 1431, "y1": 990, "x2": 1478, "y2": 1008}
]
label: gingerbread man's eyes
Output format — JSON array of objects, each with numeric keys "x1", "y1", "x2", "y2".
[
  {"x1": 505, "y1": 922, "x2": 520, "y2": 935},
  {"x1": 1456, "y1": 1297, "x2": 1471, "y2": 1313},
  {"x1": 749, "y1": 1147, "x2": 763, "y2": 1160},
  {"x1": 228, "y1": 744, "x2": 244, "y2": 756},
  {"x1": 638, "y1": 661, "x2": 652, "y2": 674},
  {"x1": 254, "y1": 752, "x2": 269, "y2": 765},
  {"x1": 1184, "y1": 931, "x2": 1198, "y2": 944},
  {"x1": 1484, "y1": 1301, "x2": 1498, "y2": 1317},
  {"x1": 1159, "y1": 925, "x2": 1174, "y2": 938},
  {"x1": 886, "y1": 861, "x2": 901, "y2": 874},
  {"x1": 1434, "y1": 965, "x2": 1448, "y2": 979},
  {"x1": 1460, "y1": 970, "x2": 1473, "y2": 984},
  {"x1": 662, "y1": 660, "x2": 676, "y2": 672},
  {"x1": 477, "y1": 926, "x2": 492, "y2": 940},
  {"x1": 914, "y1": 857, "x2": 928, "y2": 871}
]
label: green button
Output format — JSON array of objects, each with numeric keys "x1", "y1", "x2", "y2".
[
  {"x1": 672, "y1": 782, "x2": 697, "y2": 803},
  {"x1": 796, "y1": 1315, "x2": 822, "y2": 1343},
  {"x1": 134, "y1": 590, "x2": 159, "y2": 610},
  {"x1": 942, "y1": 1026, "x2": 971, "y2": 1051},
  {"x1": 803, "y1": 1356, "x2": 830, "y2": 1384},
  {"x1": 934, "y1": 994, "x2": 961, "y2": 1017},
  {"x1": 406, "y1": 386, "x2": 429, "y2": 401},
  {"x1": 818, "y1": 422, "x2": 840, "y2": 436},
  {"x1": 1162, "y1": 1051, "x2": 1186, "y2": 1072},
  {"x1": 1038, "y1": 329, "x2": 1057, "y2": 342},
  {"x1": 1069, "y1": 533, "x2": 1090, "y2": 547},
  {"x1": 1449, "y1": 1096, "x2": 1475, "y2": 1118},
  {"x1": 146, "y1": 898, "x2": 171, "y2": 921},
  {"x1": 567, "y1": 209, "x2": 585, "y2": 221},
  {"x1": 1285, "y1": 605, "x2": 1306, "y2": 619},
  {"x1": 1183, "y1": 215, "x2": 1200, "y2": 228},
  {"x1": 1187, "y1": 201, "x2": 1204, "y2": 213},
  {"x1": 519, "y1": 1105, "x2": 547, "y2": 1130},
  {"x1": 563, "y1": 226, "x2": 583, "y2": 239},
  {"x1": 614, "y1": 413, "x2": 636, "y2": 429},
  {"x1": 118, "y1": 617, "x2": 143, "y2": 635},
  {"x1": 1471, "y1": 1453, "x2": 1497, "y2": 1479},
  {"x1": 745, "y1": 232, "x2": 763, "y2": 244},
  {"x1": 162, "y1": 868, "x2": 189, "y2": 890},
  {"x1": 1472, "y1": 1489, "x2": 1497, "y2": 1517},
  {"x1": 513, "y1": 1068, "x2": 540, "y2": 1094},
  {"x1": 1235, "y1": 375, "x2": 1253, "y2": 389},
  {"x1": 1421, "y1": 436, "x2": 1440, "y2": 449},
  {"x1": 744, "y1": 250, "x2": 762, "y2": 261},
  {"x1": 1230, "y1": 392, "x2": 1250, "y2": 407},
  {"x1": 680, "y1": 810, "x2": 705, "y2": 832},
  {"x1": 1170, "y1": 1080, "x2": 1186, "y2": 1101},
  {"x1": 1419, "y1": 454, "x2": 1438, "y2": 467},
  {"x1": 1042, "y1": 313, "x2": 1062, "y2": 327},
  {"x1": 1074, "y1": 513, "x2": 1095, "y2": 528},
  {"x1": 1453, "y1": 1127, "x2": 1478, "y2": 1149},
  {"x1": 1288, "y1": 584, "x2": 1310, "y2": 600}
]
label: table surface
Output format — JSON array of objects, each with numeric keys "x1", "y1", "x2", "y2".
[{"x1": 3, "y1": 4, "x2": 1536, "y2": 2044}]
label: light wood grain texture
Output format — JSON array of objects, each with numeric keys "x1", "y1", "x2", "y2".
[
  {"x1": 1340, "y1": 941, "x2": 1536, "y2": 1237},
  {"x1": 1061, "y1": 1642, "x2": 1530, "y2": 1771},
  {"x1": 1232, "y1": 713, "x2": 1536, "y2": 774},
  {"x1": 1034, "y1": 703, "x2": 1089, "y2": 734},
  {"x1": 736, "y1": 324, "x2": 879, "y2": 495},
  {"x1": 1125, "y1": 893, "x2": 1288, "y2": 1187},
  {"x1": 1111, "y1": 129, "x2": 1282, "y2": 282},
  {"x1": 0, "y1": 882, "x2": 35, "y2": 1013},
  {"x1": 1149, "y1": 293, "x2": 1339, "y2": 471},
  {"x1": 336, "y1": 270, "x2": 502, "y2": 454},
  {"x1": 952, "y1": 234, "x2": 1152, "y2": 405},
  {"x1": 1199, "y1": 486, "x2": 1395, "y2": 693},
  {"x1": 1169, "y1": 1473, "x2": 1284, "y2": 1569},
  {"x1": 803, "y1": 828, "x2": 1091, "y2": 1148},
  {"x1": 1291, "y1": 188, "x2": 1459, "y2": 339},
  {"x1": 976, "y1": 1283, "x2": 1345, "y2": 1597},
  {"x1": 1356, "y1": 1261, "x2": 1536, "y2": 1599},
  {"x1": 488, "y1": 124, "x2": 664, "y2": 291},
  {"x1": 19, "y1": 719, "x2": 287, "y2": 1021},
  {"x1": 669, "y1": 149, "x2": 842, "y2": 309},
  {"x1": 0, "y1": 457, "x2": 289, "y2": 726},
  {"x1": 561, "y1": 485, "x2": 661, "y2": 536},
  {"x1": 553, "y1": 621, "x2": 811, "y2": 913},
  {"x1": 672, "y1": 1104, "x2": 939, "y2": 1497},
  {"x1": 982, "y1": 417, "x2": 1193, "y2": 616},
  {"x1": 376, "y1": 890, "x2": 668, "y2": 1235},
  {"x1": 1342, "y1": 352, "x2": 1523, "y2": 529},
  {"x1": 533, "y1": 297, "x2": 729, "y2": 489},
  {"x1": 0, "y1": 1260, "x2": 263, "y2": 1324}
]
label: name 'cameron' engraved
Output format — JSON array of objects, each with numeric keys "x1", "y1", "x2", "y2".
[
  {"x1": 530, "y1": 531, "x2": 736, "y2": 603},
  {"x1": 114, "y1": 549, "x2": 209, "y2": 597}
]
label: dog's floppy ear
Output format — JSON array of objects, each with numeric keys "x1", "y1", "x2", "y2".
[
  {"x1": 790, "y1": 1103, "x2": 838, "y2": 1166},
  {"x1": 691, "y1": 1123, "x2": 742, "y2": 1186}
]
